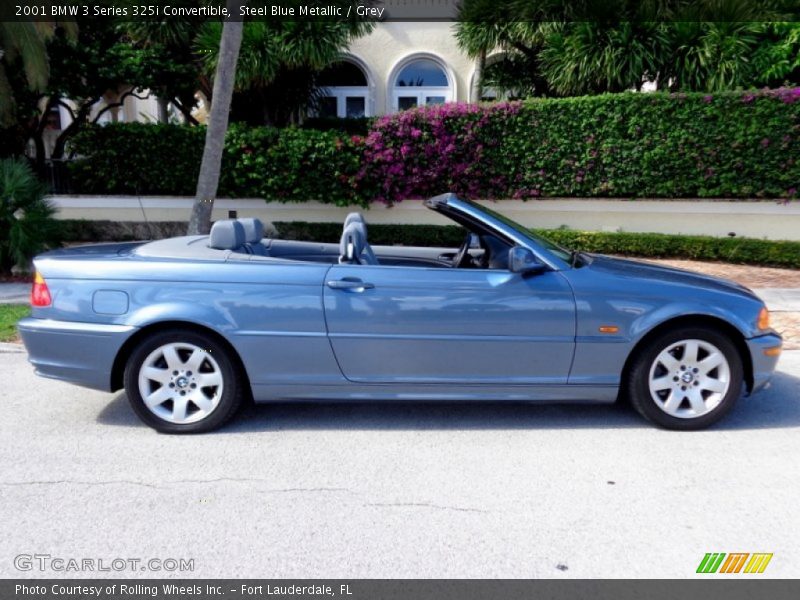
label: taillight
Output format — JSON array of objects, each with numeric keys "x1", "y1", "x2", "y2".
[{"x1": 31, "y1": 272, "x2": 52, "y2": 307}]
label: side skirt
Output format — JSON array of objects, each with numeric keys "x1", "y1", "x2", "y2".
[{"x1": 250, "y1": 383, "x2": 619, "y2": 403}]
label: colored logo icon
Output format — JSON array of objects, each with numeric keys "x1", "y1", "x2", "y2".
[{"x1": 697, "y1": 553, "x2": 773, "y2": 574}]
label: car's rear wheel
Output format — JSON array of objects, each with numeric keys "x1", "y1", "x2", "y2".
[
  {"x1": 124, "y1": 329, "x2": 243, "y2": 433},
  {"x1": 627, "y1": 326, "x2": 743, "y2": 430}
]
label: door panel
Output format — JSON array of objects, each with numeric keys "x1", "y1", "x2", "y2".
[{"x1": 323, "y1": 264, "x2": 576, "y2": 384}]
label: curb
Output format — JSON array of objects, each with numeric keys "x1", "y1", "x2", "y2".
[{"x1": 0, "y1": 342, "x2": 25, "y2": 354}]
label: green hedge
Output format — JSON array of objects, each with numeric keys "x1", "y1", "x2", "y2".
[
  {"x1": 69, "y1": 123, "x2": 205, "y2": 195},
  {"x1": 539, "y1": 229, "x2": 800, "y2": 269},
  {"x1": 58, "y1": 218, "x2": 800, "y2": 268},
  {"x1": 219, "y1": 126, "x2": 365, "y2": 206},
  {"x1": 66, "y1": 89, "x2": 800, "y2": 204}
]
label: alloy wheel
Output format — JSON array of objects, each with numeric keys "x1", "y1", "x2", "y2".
[
  {"x1": 647, "y1": 338, "x2": 731, "y2": 419},
  {"x1": 137, "y1": 342, "x2": 224, "y2": 424}
]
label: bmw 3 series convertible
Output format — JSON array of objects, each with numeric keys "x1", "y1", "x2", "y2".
[{"x1": 19, "y1": 193, "x2": 782, "y2": 433}]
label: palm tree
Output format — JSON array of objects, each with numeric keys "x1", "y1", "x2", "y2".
[
  {"x1": 187, "y1": 0, "x2": 244, "y2": 235},
  {"x1": 187, "y1": 1, "x2": 372, "y2": 233},
  {"x1": 194, "y1": 11, "x2": 372, "y2": 125},
  {"x1": 0, "y1": 22, "x2": 51, "y2": 127}
]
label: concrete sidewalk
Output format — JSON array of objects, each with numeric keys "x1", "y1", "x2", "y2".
[
  {"x1": 753, "y1": 289, "x2": 800, "y2": 312},
  {"x1": 0, "y1": 283, "x2": 28, "y2": 305}
]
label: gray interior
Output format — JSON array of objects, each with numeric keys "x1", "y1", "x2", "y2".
[{"x1": 135, "y1": 213, "x2": 501, "y2": 269}]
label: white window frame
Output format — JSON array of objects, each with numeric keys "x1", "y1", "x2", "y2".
[
  {"x1": 320, "y1": 87, "x2": 371, "y2": 118},
  {"x1": 391, "y1": 88, "x2": 453, "y2": 112},
  {"x1": 388, "y1": 53, "x2": 455, "y2": 113}
]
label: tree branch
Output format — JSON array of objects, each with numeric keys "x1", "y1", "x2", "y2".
[
  {"x1": 90, "y1": 89, "x2": 150, "y2": 123},
  {"x1": 172, "y1": 97, "x2": 200, "y2": 126}
]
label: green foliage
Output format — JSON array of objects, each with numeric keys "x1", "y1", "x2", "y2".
[
  {"x1": 0, "y1": 158, "x2": 59, "y2": 274},
  {"x1": 55, "y1": 220, "x2": 188, "y2": 242},
  {"x1": 0, "y1": 22, "x2": 48, "y2": 127},
  {"x1": 540, "y1": 229, "x2": 800, "y2": 269},
  {"x1": 492, "y1": 90, "x2": 799, "y2": 199},
  {"x1": 68, "y1": 90, "x2": 800, "y2": 202},
  {"x1": 456, "y1": 2, "x2": 800, "y2": 97},
  {"x1": 69, "y1": 124, "x2": 205, "y2": 195},
  {"x1": 220, "y1": 125, "x2": 368, "y2": 206}
]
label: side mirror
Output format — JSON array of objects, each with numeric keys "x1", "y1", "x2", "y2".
[{"x1": 509, "y1": 246, "x2": 547, "y2": 275}]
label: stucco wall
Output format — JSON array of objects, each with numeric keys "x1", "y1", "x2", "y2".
[{"x1": 345, "y1": 21, "x2": 476, "y2": 115}]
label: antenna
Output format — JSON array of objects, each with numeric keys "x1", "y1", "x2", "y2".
[{"x1": 136, "y1": 195, "x2": 155, "y2": 240}]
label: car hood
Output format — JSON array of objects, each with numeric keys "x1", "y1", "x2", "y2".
[{"x1": 584, "y1": 254, "x2": 758, "y2": 300}]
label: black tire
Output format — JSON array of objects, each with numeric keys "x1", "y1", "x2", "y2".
[
  {"x1": 124, "y1": 328, "x2": 244, "y2": 433},
  {"x1": 626, "y1": 325, "x2": 744, "y2": 430}
]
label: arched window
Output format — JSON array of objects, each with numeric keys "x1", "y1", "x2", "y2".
[
  {"x1": 391, "y1": 57, "x2": 453, "y2": 112},
  {"x1": 317, "y1": 60, "x2": 370, "y2": 118}
]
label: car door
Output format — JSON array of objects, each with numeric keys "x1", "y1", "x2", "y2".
[{"x1": 323, "y1": 264, "x2": 576, "y2": 384}]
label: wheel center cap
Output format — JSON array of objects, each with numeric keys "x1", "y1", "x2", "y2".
[
  {"x1": 176, "y1": 376, "x2": 189, "y2": 389},
  {"x1": 681, "y1": 371, "x2": 694, "y2": 384}
]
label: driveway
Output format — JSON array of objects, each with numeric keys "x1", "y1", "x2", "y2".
[{"x1": 0, "y1": 348, "x2": 798, "y2": 579}]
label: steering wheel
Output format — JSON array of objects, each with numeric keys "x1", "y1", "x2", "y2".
[{"x1": 451, "y1": 232, "x2": 476, "y2": 268}]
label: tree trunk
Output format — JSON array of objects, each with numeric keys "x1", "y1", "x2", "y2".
[
  {"x1": 51, "y1": 100, "x2": 92, "y2": 160},
  {"x1": 187, "y1": 1, "x2": 244, "y2": 235},
  {"x1": 470, "y1": 49, "x2": 486, "y2": 103},
  {"x1": 156, "y1": 96, "x2": 170, "y2": 123}
]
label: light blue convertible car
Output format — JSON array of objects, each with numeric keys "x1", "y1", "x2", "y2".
[{"x1": 19, "y1": 193, "x2": 782, "y2": 433}]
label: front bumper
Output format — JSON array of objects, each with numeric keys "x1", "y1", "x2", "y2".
[
  {"x1": 18, "y1": 317, "x2": 137, "y2": 392},
  {"x1": 746, "y1": 333, "x2": 783, "y2": 394}
]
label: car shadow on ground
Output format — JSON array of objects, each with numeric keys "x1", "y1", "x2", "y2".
[{"x1": 97, "y1": 370, "x2": 800, "y2": 433}]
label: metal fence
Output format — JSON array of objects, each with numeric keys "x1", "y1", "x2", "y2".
[{"x1": 37, "y1": 159, "x2": 74, "y2": 194}]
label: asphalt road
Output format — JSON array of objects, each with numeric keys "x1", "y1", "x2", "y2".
[{"x1": 1, "y1": 347, "x2": 798, "y2": 579}]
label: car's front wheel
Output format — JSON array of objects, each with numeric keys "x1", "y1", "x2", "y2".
[
  {"x1": 124, "y1": 329, "x2": 243, "y2": 433},
  {"x1": 627, "y1": 326, "x2": 743, "y2": 430}
]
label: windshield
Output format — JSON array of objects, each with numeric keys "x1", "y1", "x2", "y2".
[{"x1": 461, "y1": 199, "x2": 573, "y2": 262}]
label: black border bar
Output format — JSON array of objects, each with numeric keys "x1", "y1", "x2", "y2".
[
  {"x1": 3, "y1": 580, "x2": 800, "y2": 600},
  {"x1": 3, "y1": 0, "x2": 799, "y2": 23}
]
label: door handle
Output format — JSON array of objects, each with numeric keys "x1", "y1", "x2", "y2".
[{"x1": 326, "y1": 278, "x2": 375, "y2": 291}]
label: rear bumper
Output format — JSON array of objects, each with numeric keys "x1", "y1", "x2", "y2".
[
  {"x1": 746, "y1": 333, "x2": 783, "y2": 394},
  {"x1": 18, "y1": 317, "x2": 136, "y2": 392}
]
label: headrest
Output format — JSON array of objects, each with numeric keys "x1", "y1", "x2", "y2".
[
  {"x1": 344, "y1": 212, "x2": 368, "y2": 240},
  {"x1": 209, "y1": 220, "x2": 245, "y2": 250},
  {"x1": 344, "y1": 212, "x2": 365, "y2": 228},
  {"x1": 239, "y1": 218, "x2": 265, "y2": 243},
  {"x1": 339, "y1": 221, "x2": 366, "y2": 263}
]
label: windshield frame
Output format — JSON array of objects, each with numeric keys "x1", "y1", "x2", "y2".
[{"x1": 460, "y1": 198, "x2": 574, "y2": 263}]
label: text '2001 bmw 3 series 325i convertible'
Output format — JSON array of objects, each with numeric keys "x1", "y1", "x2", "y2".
[{"x1": 19, "y1": 194, "x2": 782, "y2": 433}]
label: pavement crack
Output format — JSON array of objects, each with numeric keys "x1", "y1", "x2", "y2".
[
  {"x1": 0, "y1": 478, "x2": 352, "y2": 493},
  {"x1": 166, "y1": 477, "x2": 351, "y2": 492},
  {"x1": 0, "y1": 479, "x2": 160, "y2": 489},
  {"x1": 257, "y1": 487, "x2": 351, "y2": 494},
  {"x1": 365, "y1": 502, "x2": 489, "y2": 514}
]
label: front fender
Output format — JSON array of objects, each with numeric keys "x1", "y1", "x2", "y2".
[
  {"x1": 569, "y1": 298, "x2": 761, "y2": 386},
  {"x1": 628, "y1": 301, "x2": 756, "y2": 344}
]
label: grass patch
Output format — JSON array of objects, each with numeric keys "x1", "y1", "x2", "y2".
[{"x1": 0, "y1": 304, "x2": 30, "y2": 342}]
